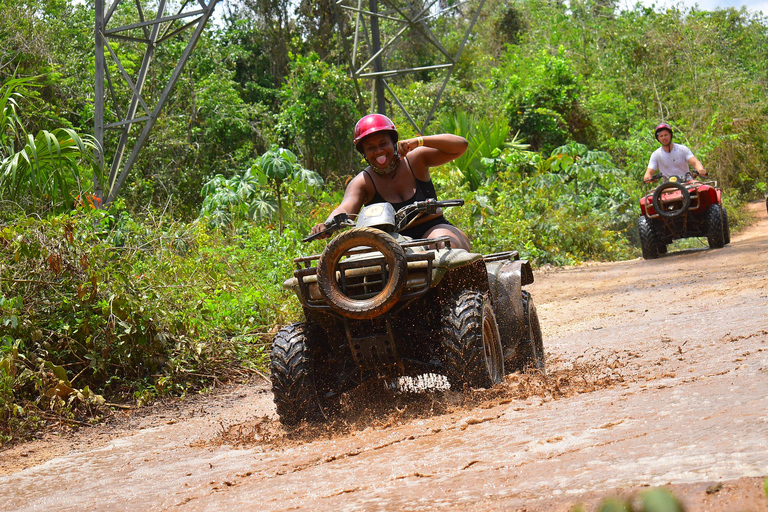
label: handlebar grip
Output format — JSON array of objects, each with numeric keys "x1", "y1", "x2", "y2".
[
  {"x1": 436, "y1": 199, "x2": 465, "y2": 207},
  {"x1": 302, "y1": 213, "x2": 350, "y2": 242},
  {"x1": 302, "y1": 231, "x2": 326, "y2": 242}
]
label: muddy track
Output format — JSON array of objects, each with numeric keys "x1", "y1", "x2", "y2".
[{"x1": 1, "y1": 201, "x2": 767, "y2": 512}]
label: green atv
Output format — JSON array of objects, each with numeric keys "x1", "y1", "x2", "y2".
[{"x1": 271, "y1": 199, "x2": 545, "y2": 425}]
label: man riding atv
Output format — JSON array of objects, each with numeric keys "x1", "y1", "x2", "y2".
[
  {"x1": 637, "y1": 123, "x2": 729, "y2": 259},
  {"x1": 643, "y1": 123, "x2": 707, "y2": 183}
]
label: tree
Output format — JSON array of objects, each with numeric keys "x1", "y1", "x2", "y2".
[
  {"x1": 277, "y1": 54, "x2": 358, "y2": 177},
  {"x1": 502, "y1": 47, "x2": 594, "y2": 154}
]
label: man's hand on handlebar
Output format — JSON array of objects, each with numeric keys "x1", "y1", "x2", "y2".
[
  {"x1": 690, "y1": 168, "x2": 707, "y2": 179},
  {"x1": 644, "y1": 173, "x2": 662, "y2": 184}
]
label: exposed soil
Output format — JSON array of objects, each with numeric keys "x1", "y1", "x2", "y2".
[{"x1": 1, "y1": 200, "x2": 767, "y2": 512}]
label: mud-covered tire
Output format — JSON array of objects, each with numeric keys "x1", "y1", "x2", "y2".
[
  {"x1": 638, "y1": 216, "x2": 659, "y2": 260},
  {"x1": 316, "y1": 227, "x2": 407, "y2": 320},
  {"x1": 722, "y1": 207, "x2": 731, "y2": 245},
  {"x1": 270, "y1": 323, "x2": 323, "y2": 426},
  {"x1": 653, "y1": 181, "x2": 690, "y2": 218},
  {"x1": 705, "y1": 204, "x2": 726, "y2": 249},
  {"x1": 509, "y1": 291, "x2": 545, "y2": 374},
  {"x1": 441, "y1": 290, "x2": 504, "y2": 389}
]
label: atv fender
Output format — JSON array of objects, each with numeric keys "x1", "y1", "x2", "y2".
[
  {"x1": 486, "y1": 259, "x2": 533, "y2": 355},
  {"x1": 429, "y1": 248, "x2": 484, "y2": 286}
]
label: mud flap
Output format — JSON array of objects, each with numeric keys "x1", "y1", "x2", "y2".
[{"x1": 486, "y1": 259, "x2": 531, "y2": 359}]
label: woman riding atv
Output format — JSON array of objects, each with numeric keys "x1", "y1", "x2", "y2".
[
  {"x1": 310, "y1": 114, "x2": 471, "y2": 250},
  {"x1": 643, "y1": 123, "x2": 707, "y2": 183}
]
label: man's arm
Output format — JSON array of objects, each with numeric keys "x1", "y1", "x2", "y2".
[
  {"x1": 687, "y1": 156, "x2": 706, "y2": 176},
  {"x1": 643, "y1": 167, "x2": 657, "y2": 183}
]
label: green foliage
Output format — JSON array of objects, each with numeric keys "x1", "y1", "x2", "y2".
[
  {"x1": 500, "y1": 46, "x2": 593, "y2": 153},
  {"x1": 543, "y1": 142, "x2": 632, "y2": 225},
  {"x1": 200, "y1": 145, "x2": 322, "y2": 234},
  {"x1": 0, "y1": 206, "x2": 305, "y2": 444},
  {"x1": 441, "y1": 112, "x2": 519, "y2": 191},
  {"x1": 574, "y1": 487, "x2": 686, "y2": 512},
  {"x1": 435, "y1": 142, "x2": 634, "y2": 266},
  {"x1": 277, "y1": 53, "x2": 359, "y2": 176},
  {"x1": 0, "y1": 76, "x2": 101, "y2": 214}
]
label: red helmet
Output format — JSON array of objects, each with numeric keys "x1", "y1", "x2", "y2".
[
  {"x1": 654, "y1": 123, "x2": 673, "y2": 141},
  {"x1": 353, "y1": 114, "x2": 398, "y2": 153}
]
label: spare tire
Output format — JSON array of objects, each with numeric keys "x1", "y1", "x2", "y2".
[
  {"x1": 652, "y1": 181, "x2": 690, "y2": 218},
  {"x1": 316, "y1": 227, "x2": 407, "y2": 319}
]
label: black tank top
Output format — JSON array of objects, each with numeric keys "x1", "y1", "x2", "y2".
[{"x1": 362, "y1": 157, "x2": 438, "y2": 210}]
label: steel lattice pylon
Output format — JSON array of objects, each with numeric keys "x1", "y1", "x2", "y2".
[
  {"x1": 94, "y1": 0, "x2": 219, "y2": 207},
  {"x1": 337, "y1": 0, "x2": 485, "y2": 134}
]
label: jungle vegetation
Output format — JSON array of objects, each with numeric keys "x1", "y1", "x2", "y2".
[{"x1": 1, "y1": 0, "x2": 767, "y2": 443}]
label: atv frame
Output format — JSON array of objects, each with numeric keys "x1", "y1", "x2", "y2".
[
  {"x1": 638, "y1": 175, "x2": 730, "y2": 259},
  {"x1": 270, "y1": 199, "x2": 544, "y2": 425}
]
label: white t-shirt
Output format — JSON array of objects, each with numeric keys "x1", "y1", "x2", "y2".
[{"x1": 647, "y1": 143, "x2": 695, "y2": 179}]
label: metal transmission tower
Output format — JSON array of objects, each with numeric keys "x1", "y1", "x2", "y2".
[
  {"x1": 337, "y1": 0, "x2": 486, "y2": 134},
  {"x1": 94, "y1": 0, "x2": 220, "y2": 207}
]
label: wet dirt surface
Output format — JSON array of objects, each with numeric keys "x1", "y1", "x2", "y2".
[{"x1": 1, "y1": 201, "x2": 767, "y2": 511}]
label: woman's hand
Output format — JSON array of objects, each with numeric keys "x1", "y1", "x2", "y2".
[
  {"x1": 397, "y1": 137, "x2": 423, "y2": 157},
  {"x1": 309, "y1": 221, "x2": 330, "y2": 239}
]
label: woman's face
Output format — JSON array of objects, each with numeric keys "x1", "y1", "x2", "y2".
[{"x1": 361, "y1": 132, "x2": 395, "y2": 170}]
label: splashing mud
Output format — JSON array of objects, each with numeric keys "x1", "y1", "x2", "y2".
[{"x1": 211, "y1": 355, "x2": 625, "y2": 450}]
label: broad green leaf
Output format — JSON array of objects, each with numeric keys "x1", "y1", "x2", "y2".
[{"x1": 44, "y1": 361, "x2": 72, "y2": 387}]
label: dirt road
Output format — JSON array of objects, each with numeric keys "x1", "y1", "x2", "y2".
[{"x1": 1, "y1": 202, "x2": 767, "y2": 511}]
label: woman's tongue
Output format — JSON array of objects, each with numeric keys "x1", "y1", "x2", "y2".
[{"x1": 376, "y1": 155, "x2": 387, "y2": 165}]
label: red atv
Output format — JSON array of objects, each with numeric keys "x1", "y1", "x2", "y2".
[{"x1": 638, "y1": 172, "x2": 730, "y2": 259}]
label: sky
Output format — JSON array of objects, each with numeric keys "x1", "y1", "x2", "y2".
[{"x1": 620, "y1": 0, "x2": 768, "y2": 15}]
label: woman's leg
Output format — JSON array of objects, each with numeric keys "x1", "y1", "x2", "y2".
[{"x1": 424, "y1": 224, "x2": 471, "y2": 251}]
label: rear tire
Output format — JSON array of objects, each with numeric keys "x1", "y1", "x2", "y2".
[
  {"x1": 638, "y1": 216, "x2": 659, "y2": 260},
  {"x1": 657, "y1": 243, "x2": 668, "y2": 255},
  {"x1": 509, "y1": 291, "x2": 546, "y2": 374},
  {"x1": 441, "y1": 290, "x2": 504, "y2": 389},
  {"x1": 722, "y1": 207, "x2": 731, "y2": 245},
  {"x1": 270, "y1": 323, "x2": 324, "y2": 426},
  {"x1": 705, "y1": 204, "x2": 726, "y2": 249}
]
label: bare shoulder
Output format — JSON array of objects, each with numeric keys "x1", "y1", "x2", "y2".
[
  {"x1": 349, "y1": 169, "x2": 373, "y2": 189},
  {"x1": 404, "y1": 152, "x2": 432, "y2": 180},
  {"x1": 342, "y1": 170, "x2": 374, "y2": 204}
]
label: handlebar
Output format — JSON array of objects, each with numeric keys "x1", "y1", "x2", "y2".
[
  {"x1": 646, "y1": 171, "x2": 707, "y2": 185},
  {"x1": 395, "y1": 198, "x2": 464, "y2": 231},
  {"x1": 304, "y1": 198, "x2": 466, "y2": 242},
  {"x1": 302, "y1": 213, "x2": 353, "y2": 242},
  {"x1": 645, "y1": 173, "x2": 662, "y2": 183}
]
